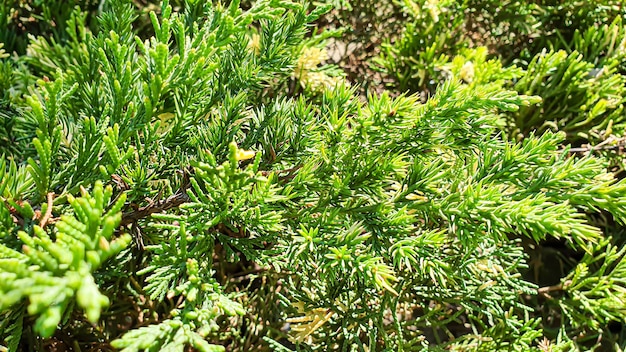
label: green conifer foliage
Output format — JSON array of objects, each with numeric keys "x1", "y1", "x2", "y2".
[
  {"x1": 1, "y1": 0, "x2": 626, "y2": 351},
  {"x1": 0, "y1": 181, "x2": 130, "y2": 338}
]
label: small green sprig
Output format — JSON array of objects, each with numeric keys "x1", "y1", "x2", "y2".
[{"x1": 0, "y1": 181, "x2": 130, "y2": 337}]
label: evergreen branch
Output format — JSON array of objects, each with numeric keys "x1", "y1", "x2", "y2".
[
  {"x1": 3, "y1": 0, "x2": 626, "y2": 349},
  {"x1": 0, "y1": 181, "x2": 131, "y2": 337},
  {"x1": 2, "y1": 192, "x2": 55, "y2": 229},
  {"x1": 120, "y1": 163, "x2": 297, "y2": 230},
  {"x1": 120, "y1": 190, "x2": 191, "y2": 226},
  {"x1": 2, "y1": 201, "x2": 23, "y2": 227},
  {"x1": 260, "y1": 164, "x2": 303, "y2": 182}
]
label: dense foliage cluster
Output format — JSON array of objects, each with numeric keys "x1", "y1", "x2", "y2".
[{"x1": 1, "y1": 0, "x2": 626, "y2": 351}]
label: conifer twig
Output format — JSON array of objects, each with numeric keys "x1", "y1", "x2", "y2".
[
  {"x1": 121, "y1": 190, "x2": 191, "y2": 226},
  {"x1": 121, "y1": 169, "x2": 192, "y2": 226},
  {"x1": 39, "y1": 192, "x2": 55, "y2": 228},
  {"x1": 537, "y1": 280, "x2": 571, "y2": 299},
  {"x1": 260, "y1": 165, "x2": 302, "y2": 182},
  {"x1": 2, "y1": 197, "x2": 26, "y2": 226},
  {"x1": 566, "y1": 136, "x2": 626, "y2": 154},
  {"x1": 118, "y1": 164, "x2": 302, "y2": 228}
]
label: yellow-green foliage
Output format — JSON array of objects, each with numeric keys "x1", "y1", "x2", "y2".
[{"x1": 1, "y1": 0, "x2": 626, "y2": 351}]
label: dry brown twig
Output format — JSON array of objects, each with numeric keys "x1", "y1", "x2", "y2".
[
  {"x1": 537, "y1": 280, "x2": 571, "y2": 299},
  {"x1": 39, "y1": 192, "x2": 55, "y2": 228},
  {"x1": 566, "y1": 136, "x2": 626, "y2": 155},
  {"x1": 119, "y1": 168, "x2": 193, "y2": 226}
]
